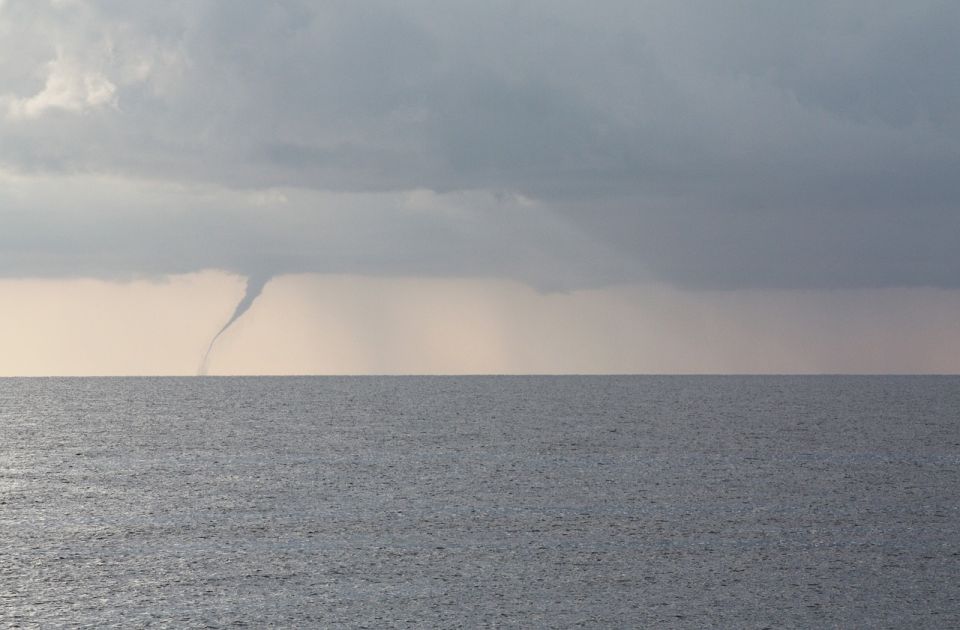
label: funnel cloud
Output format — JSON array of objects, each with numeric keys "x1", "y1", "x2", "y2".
[{"x1": 199, "y1": 274, "x2": 271, "y2": 375}]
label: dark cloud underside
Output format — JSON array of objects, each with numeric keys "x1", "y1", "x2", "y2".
[{"x1": 0, "y1": 0, "x2": 957, "y2": 289}]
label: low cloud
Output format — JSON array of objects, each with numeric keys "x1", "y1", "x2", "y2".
[
  {"x1": 4, "y1": 53, "x2": 117, "y2": 120},
  {"x1": 0, "y1": 0, "x2": 957, "y2": 290}
]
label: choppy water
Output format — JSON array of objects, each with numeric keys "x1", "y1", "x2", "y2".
[{"x1": 1, "y1": 376, "x2": 958, "y2": 628}]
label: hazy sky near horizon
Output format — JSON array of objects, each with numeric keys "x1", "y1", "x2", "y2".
[{"x1": 1, "y1": 1, "x2": 958, "y2": 374}]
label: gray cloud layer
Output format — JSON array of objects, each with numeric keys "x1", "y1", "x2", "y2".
[{"x1": 1, "y1": 0, "x2": 958, "y2": 289}]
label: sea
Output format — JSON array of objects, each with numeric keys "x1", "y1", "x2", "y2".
[{"x1": 1, "y1": 376, "x2": 958, "y2": 628}]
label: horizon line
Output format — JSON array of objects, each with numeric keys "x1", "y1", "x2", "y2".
[{"x1": 1, "y1": 373, "x2": 958, "y2": 379}]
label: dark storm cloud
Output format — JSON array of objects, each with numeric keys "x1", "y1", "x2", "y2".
[{"x1": 0, "y1": 0, "x2": 958, "y2": 289}]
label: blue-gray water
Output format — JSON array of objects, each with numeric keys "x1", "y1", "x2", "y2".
[{"x1": 1, "y1": 376, "x2": 958, "y2": 628}]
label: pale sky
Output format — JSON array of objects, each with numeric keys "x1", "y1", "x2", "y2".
[{"x1": 1, "y1": 1, "x2": 958, "y2": 375}]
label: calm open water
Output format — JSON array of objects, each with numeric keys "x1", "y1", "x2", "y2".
[{"x1": 0, "y1": 376, "x2": 958, "y2": 628}]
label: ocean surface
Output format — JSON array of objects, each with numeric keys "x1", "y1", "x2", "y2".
[{"x1": 1, "y1": 376, "x2": 958, "y2": 628}]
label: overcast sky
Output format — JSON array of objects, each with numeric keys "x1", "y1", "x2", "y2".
[{"x1": 1, "y1": 1, "x2": 958, "y2": 374}]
